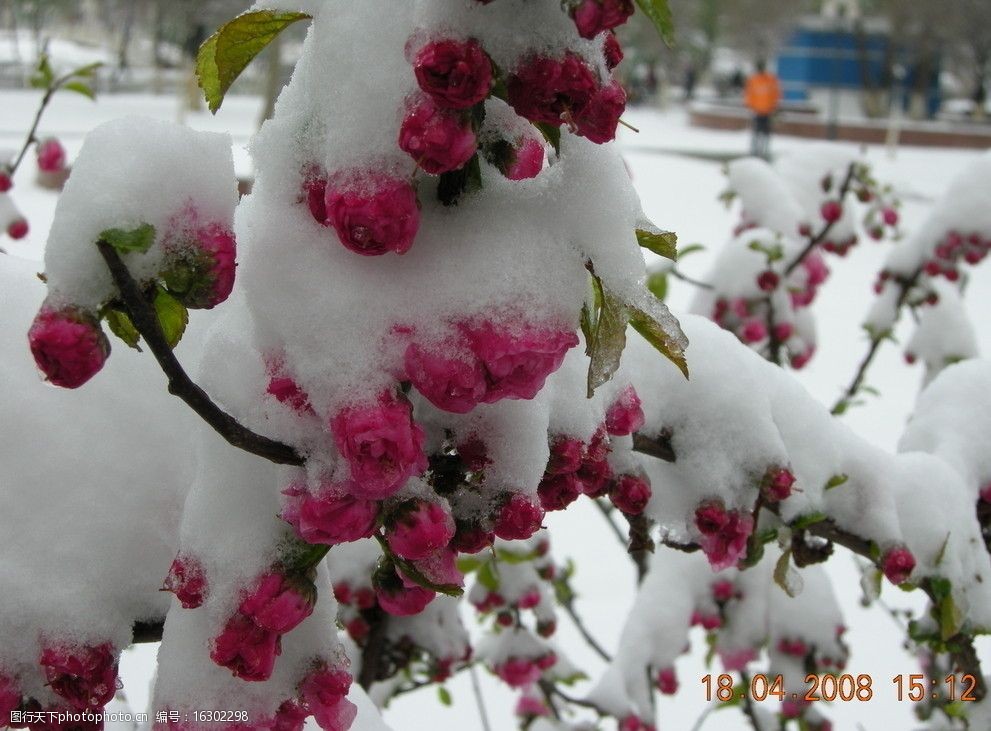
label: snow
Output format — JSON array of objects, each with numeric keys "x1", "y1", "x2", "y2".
[{"x1": 2, "y1": 77, "x2": 991, "y2": 730}]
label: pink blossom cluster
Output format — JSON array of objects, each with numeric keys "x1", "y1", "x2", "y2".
[
  {"x1": 493, "y1": 651, "x2": 557, "y2": 688},
  {"x1": 38, "y1": 642, "x2": 120, "y2": 713},
  {"x1": 920, "y1": 229, "x2": 990, "y2": 281},
  {"x1": 29, "y1": 213, "x2": 237, "y2": 390},
  {"x1": 693, "y1": 499, "x2": 755, "y2": 571}
]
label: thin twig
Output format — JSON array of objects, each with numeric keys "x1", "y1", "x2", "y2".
[
  {"x1": 358, "y1": 607, "x2": 390, "y2": 690},
  {"x1": 739, "y1": 672, "x2": 761, "y2": 731},
  {"x1": 631, "y1": 430, "x2": 676, "y2": 462},
  {"x1": 689, "y1": 704, "x2": 716, "y2": 731},
  {"x1": 670, "y1": 268, "x2": 714, "y2": 290},
  {"x1": 593, "y1": 499, "x2": 628, "y2": 548},
  {"x1": 625, "y1": 513, "x2": 655, "y2": 583},
  {"x1": 831, "y1": 267, "x2": 922, "y2": 415},
  {"x1": 561, "y1": 596, "x2": 613, "y2": 663},
  {"x1": 469, "y1": 665, "x2": 493, "y2": 731},
  {"x1": 95, "y1": 240, "x2": 305, "y2": 466}
]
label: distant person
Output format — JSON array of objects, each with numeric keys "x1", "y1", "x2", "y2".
[
  {"x1": 683, "y1": 64, "x2": 697, "y2": 102},
  {"x1": 744, "y1": 60, "x2": 781, "y2": 159}
]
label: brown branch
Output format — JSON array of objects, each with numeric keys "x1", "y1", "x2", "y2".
[
  {"x1": 131, "y1": 620, "x2": 164, "y2": 644},
  {"x1": 631, "y1": 430, "x2": 676, "y2": 462},
  {"x1": 625, "y1": 513, "x2": 655, "y2": 583},
  {"x1": 357, "y1": 607, "x2": 390, "y2": 690},
  {"x1": 96, "y1": 240, "x2": 305, "y2": 466},
  {"x1": 738, "y1": 672, "x2": 762, "y2": 731},
  {"x1": 560, "y1": 595, "x2": 613, "y2": 664},
  {"x1": 831, "y1": 267, "x2": 922, "y2": 415}
]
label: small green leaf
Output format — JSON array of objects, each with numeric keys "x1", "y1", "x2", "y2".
[
  {"x1": 714, "y1": 684, "x2": 747, "y2": 709},
  {"x1": 197, "y1": 10, "x2": 312, "y2": 114},
  {"x1": 104, "y1": 308, "x2": 141, "y2": 350},
  {"x1": 437, "y1": 686, "x2": 452, "y2": 706},
  {"x1": 586, "y1": 277, "x2": 630, "y2": 398},
  {"x1": 636, "y1": 228, "x2": 678, "y2": 261},
  {"x1": 61, "y1": 80, "x2": 95, "y2": 100},
  {"x1": 791, "y1": 512, "x2": 827, "y2": 530},
  {"x1": 860, "y1": 385, "x2": 881, "y2": 397},
  {"x1": 153, "y1": 287, "x2": 189, "y2": 348},
  {"x1": 646, "y1": 271, "x2": 668, "y2": 301},
  {"x1": 533, "y1": 122, "x2": 561, "y2": 154},
  {"x1": 100, "y1": 223, "x2": 157, "y2": 255},
  {"x1": 934, "y1": 533, "x2": 951, "y2": 568},
  {"x1": 774, "y1": 549, "x2": 801, "y2": 598},
  {"x1": 456, "y1": 556, "x2": 483, "y2": 574},
  {"x1": 67, "y1": 62, "x2": 103, "y2": 79},
  {"x1": 634, "y1": 0, "x2": 675, "y2": 46},
  {"x1": 31, "y1": 54, "x2": 54, "y2": 89},
  {"x1": 437, "y1": 154, "x2": 483, "y2": 206},
  {"x1": 940, "y1": 594, "x2": 963, "y2": 641},
  {"x1": 678, "y1": 243, "x2": 706, "y2": 258},
  {"x1": 824, "y1": 474, "x2": 848, "y2": 490},
  {"x1": 477, "y1": 559, "x2": 500, "y2": 592},
  {"x1": 628, "y1": 297, "x2": 689, "y2": 379}
]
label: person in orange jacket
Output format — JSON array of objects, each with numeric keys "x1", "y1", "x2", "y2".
[{"x1": 744, "y1": 60, "x2": 782, "y2": 159}]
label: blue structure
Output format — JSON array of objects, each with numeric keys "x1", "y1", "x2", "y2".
[{"x1": 775, "y1": 21, "x2": 941, "y2": 118}]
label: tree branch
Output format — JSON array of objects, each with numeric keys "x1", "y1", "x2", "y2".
[
  {"x1": 357, "y1": 607, "x2": 390, "y2": 690},
  {"x1": 625, "y1": 513, "x2": 655, "y2": 583},
  {"x1": 560, "y1": 595, "x2": 613, "y2": 664},
  {"x1": 131, "y1": 620, "x2": 164, "y2": 644},
  {"x1": 631, "y1": 430, "x2": 676, "y2": 462},
  {"x1": 831, "y1": 267, "x2": 923, "y2": 415},
  {"x1": 96, "y1": 240, "x2": 305, "y2": 466},
  {"x1": 784, "y1": 163, "x2": 857, "y2": 277}
]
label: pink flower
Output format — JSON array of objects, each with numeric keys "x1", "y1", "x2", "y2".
[
  {"x1": 577, "y1": 442, "x2": 613, "y2": 498},
  {"x1": 882, "y1": 208, "x2": 899, "y2": 226},
  {"x1": 403, "y1": 342, "x2": 487, "y2": 413},
  {"x1": 694, "y1": 500, "x2": 753, "y2": 571},
  {"x1": 656, "y1": 667, "x2": 678, "y2": 695},
  {"x1": 574, "y1": 80, "x2": 627, "y2": 144},
  {"x1": 609, "y1": 473, "x2": 652, "y2": 515},
  {"x1": 210, "y1": 613, "x2": 282, "y2": 681},
  {"x1": 272, "y1": 700, "x2": 308, "y2": 731},
  {"x1": 502, "y1": 137, "x2": 545, "y2": 181},
  {"x1": 28, "y1": 306, "x2": 110, "y2": 389},
  {"x1": 324, "y1": 174, "x2": 420, "y2": 256},
  {"x1": 386, "y1": 500, "x2": 455, "y2": 560},
  {"x1": 399, "y1": 97, "x2": 477, "y2": 175},
  {"x1": 0, "y1": 169, "x2": 11, "y2": 193},
  {"x1": 0, "y1": 675, "x2": 21, "y2": 726},
  {"x1": 803, "y1": 252, "x2": 830, "y2": 286},
  {"x1": 36, "y1": 138, "x2": 67, "y2": 173},
  {"x1": 507, "y1": 54, "x2": 598, "y2": 127},
  {"x1": 457, "y1": 435, "x2": 490, "y2": 471},
  {"x1": 605, "y1": 385, "x2": 645, "y2": 436},
  {"x1": 773, "y1": 322, "x2": 794, "y2": 341},
  {"x1": 711, "y1": 580, "x2": 737, "y2": 603},
  {"x1": 331, "y1": 393, "x2": 427, "y2": 500},
  {"x1": 790, "y1": 345, "x2": 815, "y2": 370},
  {"x1": 163, "y1": 554, "x2": 207, "y2": 608},
  {"x1": 980, "y1": 483, "x2": 991, "y2": 503},
  {"x1": 303, "y1": 172, "x2": 328, "y2": 224},
  {"x1": 267, "y1": 376, "x2": 313, "y2": 414},
  {"x1": 762, "y1": 467, "x2": 795, "y2": 502},
  {"x1": 463, "y1": 321, "x2": 578, "y2": 402},
  {"x1": 39, "y1": 643, "x2": 119, "y2": 711},
  {"x1": 603, "y1": 32, "x2": 624, "y2": 70},
  {"x1": 820, "y1": 200, "x2": 842, "y2": 223},
  {"x1": 452, "y1": 521, "x2": 494, "y2": 553},
  {"x1": 571, "y1": 0, "x2": 635, "y2": 39},
  {"x1": 515, "y1": 694, "x2": 550, "y2": 718},
  {"x1": 547, "y1": 436, "x2": 584, "y2": 475},
  {"x1": 518, "y1": 588, "x2": 541, "y2": 610},
  {"x1": 719, "y1": 647, "x2": 758, "y2": 672},
  {"x1": 881, "y1": 546, "x2": 916, "y2": 585},
  {"x1": 404, "y1": 549, "x2": 464, "y2": 592},
  {"x1": 280, "y1": 483, "x2": 378, "y2": 546},
  {"x1": 7, "y1": 218, "x2": 28, "y2": 240},
  {"x1": 494, "y1": 657, "x2": 541, "y2": 688},
  {"x1": 757, "y1": 270, "x2": 779, "y2": 292},
  {"x1": 740, "y1": 318, "x2": 767, "y2": 344},
  {"x1": 494, "y1": 494, "x2": 545, "y2": 540},
  {"x1": 414, "y1": 39, "x2": 492, "y2": 109},
  {"x1": 537, "y1": 472, "x2": 582, "y2": 512},
  {"x1": 373, "y1": 565, "x2": 436, "y2": 616},
  {"x1": 619, "y1": 716, "x2": 655, "y2": 731},
  {"x1": 300, "y1": 666, "x2": 357, "y2": 731},
  {"x1": 239, "y1": 572, "x2": 315, "y2": 634},
  {"x1": 165, "y1": 224, "x2": 237, "y2": 309},
  {"x1": 777, "y1": 638, "x2": 808, "y2": 657},
  {"x1": 782, "y1": 697, "x2": 809, "y2": 719}
]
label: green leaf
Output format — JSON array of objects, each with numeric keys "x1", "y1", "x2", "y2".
[
  {"x1": 477, "y1": 559, "x2": 500, "y2": 592},
  {"x1": 934, "y1": 533, "x2": 951, "y2": 568},
  {"x1": 100, "y1": 223, "x2": 157, "y2": 255},
  {"x1": 714, "y1": 684, "x2": 747, "y2": 709},
  {"x1": 437, "y1": 686, "x2": 452, "y2": 706},
  {"x1": 791, "y1": 512, "x2": 827, "y2": 530},
  {"x1": 437, "y1": 154, "x2": 483, "y2": 206},
  {"x1": 646, "y1": 271, "x2": 668, "y2": 301},
  {"x1": 586, "y1": 277, "x2": 630, "y2": 398},
  {"x1": 634, "y1": 0, "x2": 675, "y2": 46},
  {"x1": 61, "y1": 80, "x2": 95, "y2": 100},
  {"x1": 456, "y1": 556, "x2": 483, "y2": 574},
  {"x1": 636, "y1": 228, "x2": 678, "y2": 261},
  {"x1": 678, "y1": 243, "x2": 706, "y2": 259},
  {"x1": 628, "y1": 297, "x2": 689, "y2": 379},
  {"x1": 197, "y1": 10, "x2": 312, "y2": 114},
  {"x1": 533, "y1": 122, "x2": 561, "y2": 154},
  {"x1": 31, "y1": 54, "x2": 54, "y2": 89},
  {"x1": 67, "y1": 62, "x2": 103, "y2": 79},
  {"x1": 940, "y1": 594, "x2": 963, "y2": 641},
  {"x1": 104, "y1": 308, "x2": 141, "y2": 350},
  {"x1": 774, "y1": 548, "x2": 801, "y2": 598},
  {"x1": 153, "y1": 287, "x2": 189, "y2": 348},
  {"x1": 824, "y1": 474, "x2": 848, "y2": 490}
]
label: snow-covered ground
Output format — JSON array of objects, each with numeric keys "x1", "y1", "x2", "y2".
[{"x1": 2, "y1": 87, "x2": 989, "y2": 730}]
